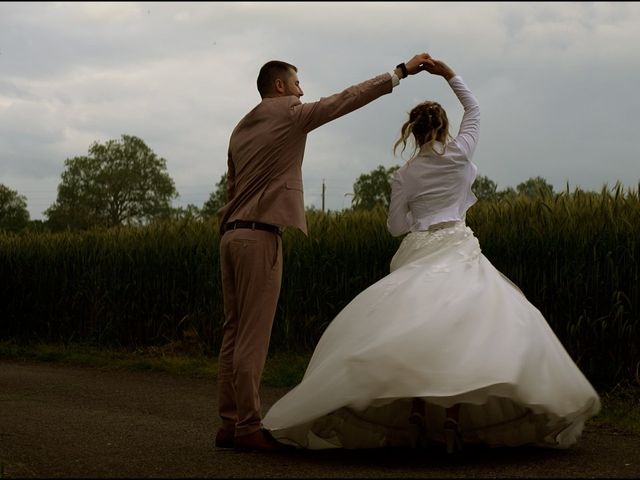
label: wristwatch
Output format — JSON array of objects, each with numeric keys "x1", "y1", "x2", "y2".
[{"x1": 396, "y1": 63, "x2": 409, "y2": 79}]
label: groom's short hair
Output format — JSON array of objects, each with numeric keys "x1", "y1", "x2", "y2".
[{"x1": 257, "y1": 60, "x2": 297, "y2": 98}]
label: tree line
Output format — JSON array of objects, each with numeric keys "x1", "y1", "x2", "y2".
[{"x1": 2, "y1": 134, "x2": 559, "y2": 233}]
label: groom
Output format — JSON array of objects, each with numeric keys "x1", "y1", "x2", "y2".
[{"x1": 216, "y1": 53, "x2": 433, "y2": 452}]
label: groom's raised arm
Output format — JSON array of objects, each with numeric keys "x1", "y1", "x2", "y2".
[
  {"x1": 292, "y1": 53, "x2": 434, "y2": 134},
  {"x1": 293, "y1": 73, "x2": 394, "y2": 134}
]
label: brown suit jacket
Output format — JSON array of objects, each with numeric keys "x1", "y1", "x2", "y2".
[{"x1": 218, "y1": 72, "x2": 394, "y2": 235}]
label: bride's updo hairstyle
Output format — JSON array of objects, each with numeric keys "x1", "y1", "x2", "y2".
[{"x1": 393, "y1": 101, "x2": 450, "y2": 158}]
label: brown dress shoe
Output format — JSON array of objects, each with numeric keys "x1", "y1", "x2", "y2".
[
  {"x1": 215, "y1": 427, "x2": 235, "y2": 448},
  {"x1": 234, "y1": 428, "x2": 292, "y2": 452}
]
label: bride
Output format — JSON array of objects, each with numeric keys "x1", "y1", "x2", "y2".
[{"x1": 262, "y1": 56, "x2": 601, "y2": 453}]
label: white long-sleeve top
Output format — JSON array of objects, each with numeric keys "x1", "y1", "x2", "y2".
[{"x1": 387, "y1": 75, "x2": 480, "y2": 237}]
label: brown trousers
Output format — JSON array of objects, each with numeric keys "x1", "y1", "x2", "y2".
[{"x1": 217, "y1": 228, "x2": 283, "y2": 437}]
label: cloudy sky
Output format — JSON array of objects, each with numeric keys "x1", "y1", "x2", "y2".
[{"x1": 1, "y1": 2, "x2": 639, "y2": 220}]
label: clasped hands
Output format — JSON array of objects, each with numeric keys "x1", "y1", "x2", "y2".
[{"x1": 404, "y1": 53, "x2": 455, "y2": 79}]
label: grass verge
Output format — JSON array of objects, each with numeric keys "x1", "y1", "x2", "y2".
[
  {"x1": 0, "y1": 340, "x2": 311, "y2": 387},
  {"x1": 0, "y1": 340, "x2": 637, "y2": 434}
]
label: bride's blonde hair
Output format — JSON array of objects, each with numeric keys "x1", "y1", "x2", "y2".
[{"x1": 393, "y1": 101, "x2": 451, "y2": 159}]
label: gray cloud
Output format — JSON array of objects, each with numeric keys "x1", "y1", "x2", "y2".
[{"x1": 1, "y1": 2, "x2": 639, "y2": 219}]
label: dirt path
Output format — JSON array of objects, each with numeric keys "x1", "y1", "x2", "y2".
[{"x1": 1, "y1": 359, "x2": 638, "y2": 478}]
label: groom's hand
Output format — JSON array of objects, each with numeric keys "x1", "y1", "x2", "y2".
[{"x1": 406, "y1": 53, "x2": 435, "y2": 75}]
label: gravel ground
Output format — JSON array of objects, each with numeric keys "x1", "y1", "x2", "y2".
[{"x1": 1, "y1": 359, "x2": 638, "y2": 478}]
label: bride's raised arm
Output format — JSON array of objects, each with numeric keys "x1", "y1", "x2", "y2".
[{"x1": 424, "y1": 59, "x2": 480, "y2": 160}]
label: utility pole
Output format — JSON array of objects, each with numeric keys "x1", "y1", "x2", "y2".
[{"x1": 322, "y1": 178, "x2": 326, "y2": 212}]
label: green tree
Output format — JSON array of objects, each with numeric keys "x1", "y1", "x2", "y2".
[
  {"x1": 472, "y1": 175, "x2": 498, "y2": 201},
  {"x1": 25, "y1": 219, "x2": 49, "y2": 233},
  {"x1": 351, "y1": 165, "x2": 400, "y2": 210},
  {"x1": 45, "y1": 135, "x2": 178, "y2": 230},
  {"x1": 156, "y1": 204, "x2": 202, "y2": 223},
  {"x1": 0, "y1": 184, "x2": 30, "y2": 232},
  {"x1": 201, "y1": 173, "x2": 228, "y2": 218},
  {"x1": 497, "y1": 186, "x2": 517, "y2": 200},
  {"x1": 517, "y1": 176, "x2": 554, "y2": 198}
]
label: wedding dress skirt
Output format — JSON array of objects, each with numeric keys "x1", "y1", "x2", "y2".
[{"x1": 262, "y1": 221, "x2": 601, "y2": 449}]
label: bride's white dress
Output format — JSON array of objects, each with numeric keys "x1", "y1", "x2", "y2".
[
  {"x1": 262, "y1": 221, "x2": 600, "y2": 449},
  {"x1": 261, "y1": 74, "x2": 600, "y2": 450}
]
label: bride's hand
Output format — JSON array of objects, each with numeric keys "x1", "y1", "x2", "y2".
[{"x1": 423, "y1": 59, "x2": 456, "y2": 80}]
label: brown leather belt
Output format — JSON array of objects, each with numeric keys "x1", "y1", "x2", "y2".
[{"x1": 222, "y1": 220, "x2": 282, "y2": 236}]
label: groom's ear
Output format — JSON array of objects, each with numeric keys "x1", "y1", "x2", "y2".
[{"x1": 274, "y1": 78, "x2": 286, "y2": 95}]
